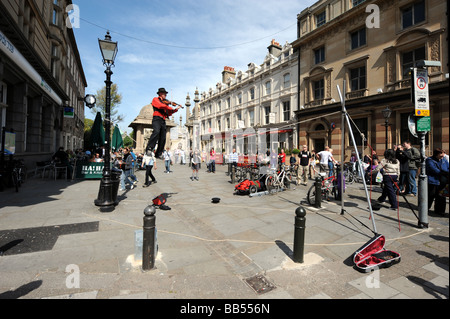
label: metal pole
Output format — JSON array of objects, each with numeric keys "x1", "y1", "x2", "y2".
[
  {"x1": 340, "y1": 81, "x2": 346, "y2": 215},
  {"x1": 418, "y1": 132, "x2": 429, "y2": 228},
  {"x1": 293, "y1": 206, "x2": 306, "y2": 263},
  {"x1": 142, "y1": 205, "x2": 157, "y2": 271},
  {"x1": 337, "y1": 84, "x2": 378, "y2": 234},
  {"x1": 94, "y1": 66, "x2": 116, "y2": 208},
  {"x1": 314, "y1": 176, "x2": 322, "y2": 208}
]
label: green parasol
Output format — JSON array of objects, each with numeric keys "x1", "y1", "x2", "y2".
[
  {"x1": 91, "y1": 112, "x2": 105, "y2": 148},
  {"x1": 111, "y1": 125, "x2": 123, "y2": 152}
]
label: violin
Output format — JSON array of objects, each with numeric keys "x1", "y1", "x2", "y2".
[{"x1": 161, "y1": 98, "x2": 184, "y2": 109}]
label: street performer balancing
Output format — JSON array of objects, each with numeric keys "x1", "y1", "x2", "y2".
[{"x1": 146, "y1": 88, "x2": 182, "y2": 158}]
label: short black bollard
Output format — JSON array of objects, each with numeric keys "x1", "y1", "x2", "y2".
[
  {"x1": 142, "y1": 205, "x2": 157, "y2": 271},
  {"x1": 293, "y1": 206, "x2": 306, "y2": 263},
  {"x1": 314, "y1": 176, "x2": 322, "y2": 208}
]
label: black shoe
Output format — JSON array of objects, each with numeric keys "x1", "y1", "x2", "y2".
[
  {"x1": 152, "y1": 180, "x2": 157, "y2": 184},
  {"x1": 142, "y1": 184, "x2": 149, "y2": 188},
  {"x1": 377, "y1": 197, "x2": 385, "y2": 203}
]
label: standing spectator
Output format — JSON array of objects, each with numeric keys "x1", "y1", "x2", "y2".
[
  {"x1": 403, "y1": 140, "x2": 421, "y2": 197},
  {"x1": 142, "y1": 150, "x2": 157, "y2": 187},
  {"x1": 317, "y1": 147, "x2": 336, "y2": 177},
  {"x1": 190, "y1": 149, "x2": 201, "y2": 181},
  {"x1": 229, "y1": 148, "x2": 239, "y2": 175},
  {"x1": 375, "y1": 149, "x2": 400, "y2": 210},
  {"x1": 180, "y1": 148, "x2": 186, "y2": 165},
  {"x1": 298, "y1": 145, "x2": 311, "y2": 186},
  {"x1": 209, "y1": 147, "x2": 216, "y2": 173},
  {"x1": 309, "y1": 150, "x2": 317, "y2": 179},
  {"x1": 163, "y1": 147, "x2": 172, "y2": 173},
  {"x1": 278, "y1": 149, "x2": 286, "y2": 167},
  {"x1": 395, "y1": 144, "x2": 410, "y2": 194},
  {"x1": 129, "y1": 148, "x2": 138, "y2": 182},
  {"x1": 426, "y1": 148, "x2": 449, "y2": 215},
  {"x1": 114, "y1": 154, "x2": 126, "y2": 191}
]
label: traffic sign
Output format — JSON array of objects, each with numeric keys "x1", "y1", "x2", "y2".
[
  {"x1": 414, "y1": 68, "x2": 430, "y2": 117},
  {"x1": 417, "y1": 116, "x2": 431, "y2": 132}
]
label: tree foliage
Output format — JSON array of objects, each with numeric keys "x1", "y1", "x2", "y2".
[{"x1": 90, "y1": 83, "x2": 125, "y2": 125}]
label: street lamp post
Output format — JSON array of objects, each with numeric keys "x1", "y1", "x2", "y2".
[
  {"x1": 382, "y1": 106, "x2": 392, "y2": 151},
  {"x1": 95, "y1": 31, "x2": 118, "y2": 208}
]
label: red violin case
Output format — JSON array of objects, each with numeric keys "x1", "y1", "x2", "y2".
[{"x1": 353, "y1": 234, "x2": 401, "y2": 273}]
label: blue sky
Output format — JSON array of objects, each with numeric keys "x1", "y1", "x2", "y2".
[{"x1": 72, "y1": 0, "x2": 316, "y2": 135}]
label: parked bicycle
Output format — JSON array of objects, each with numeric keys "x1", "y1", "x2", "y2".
[
  {"x1": 306, "y1": 164, "x2": 341, "y2": 205},
  {"x1": 265, "y1": 164, "x2": 292, "y2": 194},
  {"x1": 11, "y1": 159, "x2": 27, "y2": 192}
]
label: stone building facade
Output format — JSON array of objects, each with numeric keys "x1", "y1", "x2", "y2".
[
  {"x1": 196, "y1": 40, "x2": 299, "y2": 155},
  {"x1": 0, "y1": 0, "x2": 87, "y2": 169},
  {"x1": 292, "y1": 0, "x2": 448, "y2": 160}
]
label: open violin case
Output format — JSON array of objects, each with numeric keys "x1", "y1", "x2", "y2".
[{"x1": 353, "y1": 234, "x2": 401, "y2": 273}]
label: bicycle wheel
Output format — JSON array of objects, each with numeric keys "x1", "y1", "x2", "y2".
[
  {"x1": 283, "y1": 175, "x2": 291, "y2": 189},
  {"x1": 344, "y1": 170, "x2": 354, "y2": 184},
  {"x1": 307, "y1": 184, "x2": 317, "y2": 205},
  {"x1": 266, "y1": 175, "x2": 276, "y2": 194}
]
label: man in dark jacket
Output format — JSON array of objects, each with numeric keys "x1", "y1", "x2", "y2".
[
  {"x1": 426, "y1": 148, "x2": 449, "y2": 215},
  {"x1": 395, "y1": 144, "x2": 410, "y2": 193},
  {"x1": 402, "y1": 140, "x2": 421, "y2": 196}
]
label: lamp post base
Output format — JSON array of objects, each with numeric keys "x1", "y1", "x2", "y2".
[{"x1": 94, "y1": 177, "x2": 119, "y2": 208}]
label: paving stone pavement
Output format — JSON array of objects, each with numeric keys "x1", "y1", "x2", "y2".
[{"x1": 0, "y1": 162, "x2": 448, "y2": 303}]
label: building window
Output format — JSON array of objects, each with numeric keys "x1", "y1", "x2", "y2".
[
  {"x1": 265, "y1": 106, "x2": 271, "y2": 125},
  {"x1": 250, "y1": 87, "x2": 255, "y2": 100},
  {"x1": 226, "y1": 117, "x2": 230, "y2": 130},
  {"x1": 249, "y1": 109, "x2": 255, "y2": 127},
  {"x1": 314, "y1": 47, "x2": 325, "y2": 64},
  {"x1": 349, "y1": 118, "x2": 368, "y2": 146},
  {"x1": 402, "y1": 0, "x2": 425, "y2": 29},
  {"x1": 265, "y1": 81, "x2": 271, "y2": 95},
  {"x1": 350, "y1": 66, "x2": 367, "y2": 91},
  {"x1": 352, "y1": 0, "x2": 366, "y2": 7},
  {"x1": 313, "y1": 79, "x2": 324, "y2": 100},
  {"x1": 350, "y1": 28, "x2": 367, "y2": 50},
  {"x1": 237, "y1": 93, "x2": 242, "y2": 105},
  {"x1": 283, "y1": 73, "x2": 291, "y2": 89},
  {"x1": 316, "y1": 11, "x2": 326, "y2": 27},
  {"x1": 227, "y1": 97, "x2": 231, "y2": 109},
  {"x1": 217, "y1": 119, "x2": 221, "y2": 131},
  {"x1": 402, "y1": 46, "x2": 425, "y2": 78},
  {"x1": 51, "y1": 43, "x2": 60, "y2": 81},
  {"x1": 283, "y1": 101, "x2": 291, "y2": 122},
  {"x1": 217, "y1": 101, "x2": 221, "y2": 112}
]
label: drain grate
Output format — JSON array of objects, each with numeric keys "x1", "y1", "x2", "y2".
[{"x1": 244, "y1": 275, "x2": 276, "y2": 295}]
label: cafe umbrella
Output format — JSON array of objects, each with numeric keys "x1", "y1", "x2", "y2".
[
  {"x1": 91, "y1": 112, "x2": 105, "y2": 148},
  {"x1": 111, "y1": 125, "x2": 123, "y2": 152}
]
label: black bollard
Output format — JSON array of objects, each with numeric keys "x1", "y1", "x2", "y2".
[
  {"x1": 314, "y1": 176, "x2": 322, "y2": 208},
  {"x1": 142, "y1": 205, "x2": 157, "y2": 271},
  {"x1": 231, "y1": 165, "x2": 236, "y2": 184},
  {"x1": 293, "y1": 206, "x2": 306, "y2": 263}
]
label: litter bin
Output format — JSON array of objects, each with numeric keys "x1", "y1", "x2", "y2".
[{"x1": 111, "y1": 168, "x2": 122, "y2": 204}]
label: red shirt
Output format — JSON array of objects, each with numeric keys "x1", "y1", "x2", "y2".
[
  {"x1": 279, "y1": 153, "x2": 286, "y2": 163},
  {"x1": 152, "y1": 97, "x2": 178, "y2": 120}
]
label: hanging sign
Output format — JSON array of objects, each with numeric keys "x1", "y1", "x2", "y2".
[{"x1": 414, "y1": 68, "x2": 430, "y2": 117}]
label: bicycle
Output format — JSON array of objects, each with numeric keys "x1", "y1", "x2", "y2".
[
  {"x1": 306, "y1": 165, "x2": 340, "y2": 205},
  {"x1": 11, "y1": 159, "x2": 26, "y2": 192},
  {"x1": 265, "y1": 164, "x2": 292, "y2": 194}
]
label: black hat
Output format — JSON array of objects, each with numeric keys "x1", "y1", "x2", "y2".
[{"x1": 157, "y1": 88, "x2": 169, "y2": 95}]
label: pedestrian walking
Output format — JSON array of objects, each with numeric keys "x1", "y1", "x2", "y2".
[
  {"x1": 124, "y1": 148, "x2": 137, "y2": 189},
  {"x1": 403, "y1": 140, "x2": 421, "y2": 197},
  {"x1": 142, "y1": 150, "x2": 157, "y2": 187},
  {"x1": 145, "y1": 88, "x2": 181, "y2": 158},
  {"x1": 426, "y1": 148, "x2": 449, "y2": 215},
  {"x1": 375, "y1": 149, "x2": 400, "y2": 210},
  {"x1": 298, "y1": 145, "x2": 311, "y2": 186}
]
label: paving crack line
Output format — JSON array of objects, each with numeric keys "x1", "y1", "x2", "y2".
[{"x1": 82, "y1": 213, "x2": 429, "y2": 247}]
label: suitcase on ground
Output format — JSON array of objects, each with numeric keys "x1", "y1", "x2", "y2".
[{"x1": 353, "y1": 234, "x2": 401, "y2": 273}]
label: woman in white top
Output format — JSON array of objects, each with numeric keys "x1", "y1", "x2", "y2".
[{"x1": 142, "y1": 150, "x2": 157, "y2": 187}]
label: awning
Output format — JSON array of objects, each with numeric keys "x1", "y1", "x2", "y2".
[{"x1": 0, "y1": 30, "x2": 63, "y2": 105}]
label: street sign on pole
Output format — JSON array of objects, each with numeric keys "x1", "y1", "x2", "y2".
[
  {"x1": 414, "y1": 68, "x2": 430, "y2": 117},
  {"x1": 417, "y1": 116, "x2": 431, "y2": 132}
]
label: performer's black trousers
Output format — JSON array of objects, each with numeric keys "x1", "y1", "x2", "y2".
[{"x1": 146, "y1": 116, "x2": 166, "y2": 157}]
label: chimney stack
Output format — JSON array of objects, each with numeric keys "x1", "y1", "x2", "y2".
[
  {"x1": 268, "y1": 39, "x2": 282, "y2": 57},
  {"x1": 222, "y1": 66, "x2": 236, "y2": 83}
]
